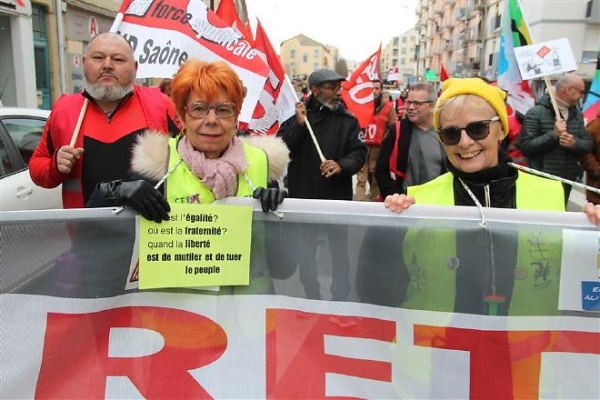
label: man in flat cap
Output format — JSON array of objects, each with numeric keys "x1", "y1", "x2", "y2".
[{"x1": 277, "y1": 68, "x2": 366, "y2": 301}]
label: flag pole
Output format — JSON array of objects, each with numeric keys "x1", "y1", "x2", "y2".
[
  {"x1": 283, "y1": 77, "x2": 325, "y2": 162},
  {"x1": 70, "y1": 0, "x2": 126, "y2": 148},
  {"x1": 543, "y1": 76, "x2": 562, "y2": 118},
  {"x1": 304, "y1": 117, "x2": 326, "y2": 162},
  {"x1": 69, "y1": 98, "x2": 89, "y2": 147},
  {"x1": 509, "y1": 162, "x2": 600, "y2": 195}
]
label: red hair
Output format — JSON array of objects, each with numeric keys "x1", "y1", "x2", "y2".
[{"x1": 170, "y1": 59, "x2": 245, "y2": 120}]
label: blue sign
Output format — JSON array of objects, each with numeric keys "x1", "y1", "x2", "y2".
[{"x1": 581, "y1": 281, "x2": 600, "y2": 310}]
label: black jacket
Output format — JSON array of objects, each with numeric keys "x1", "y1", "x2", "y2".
[
  {"x1": 518, "y1": 94, "x2": 591, "y2": 180},
  {"x1": 375, "y1": 117, "x2": 446, "y2": 197},
  {"x1": 277, "y1": 97, "x2": 366, "y2": 200}
]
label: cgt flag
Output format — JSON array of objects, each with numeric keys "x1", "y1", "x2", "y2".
[
  {"x1": 110, "y1": 0, "x2": 270, "y2": 122},
  {"x1": 497, "y1": 0, "x2": 535, "y2": 116},
  {"x1": 247, "y1": 20, "x2": 297, "y2": 136},
  {"x1": 341, "y1": 45, "x2": 381, "y2": 129}
]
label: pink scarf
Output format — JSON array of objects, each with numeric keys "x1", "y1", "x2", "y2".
[{"x1": 177, "y1": 136, "x2": 248, "y2": 200}]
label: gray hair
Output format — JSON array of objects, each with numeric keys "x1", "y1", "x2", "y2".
[
  {"x1": 409, "y1": 83, "x2": 437, "y2": 102},
  {"x1": 556, "y1": 73, "x2": 583, "y2": 90}
]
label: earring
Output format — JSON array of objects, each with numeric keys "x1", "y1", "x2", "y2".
[{"x1": 180, "y1": 127, "x2": 187, "y2": 137}]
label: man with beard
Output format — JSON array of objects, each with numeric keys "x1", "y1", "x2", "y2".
[
  {"x1": 356, "y1": 79, "x2": 397, "y2": 201},
  {"x1": 375, "y1": 82, "x2": 445, "y2": 196},
  {"x1": 277, "y1": 69, "x2": 366, "y2": 301},
  {"x1": 30, "y1": 32, "x2": 179, "y2": 209}
]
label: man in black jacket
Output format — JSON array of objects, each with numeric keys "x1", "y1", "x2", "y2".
[
  {"x1": 519, "y1": 73, "x2": 591, "y2": 204},
  {"x1": 277, "y1": 68, "x2": 366, "y2": 300}
]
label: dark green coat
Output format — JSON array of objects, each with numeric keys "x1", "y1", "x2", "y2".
[{"x1": 518, "y1": 94, "x2": 591, "y2": 180}]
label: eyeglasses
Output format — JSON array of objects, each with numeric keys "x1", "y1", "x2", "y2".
[
  {"x1": 406, "y1": 100, "x2": 433, "y2": 107},
  {"x1": 184, "y1": 102, "x2": 236, "y2": 119},
  {"x1": 320, "y1": 82, "x2": 342, "y2": 91},
  {"x1": 437, "y1": 116, "x2": 500, "y2": 145}
]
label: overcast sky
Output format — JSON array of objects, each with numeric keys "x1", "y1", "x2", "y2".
[{"x1": 245, "y1": 0, "x2": 419, "y2": 62}]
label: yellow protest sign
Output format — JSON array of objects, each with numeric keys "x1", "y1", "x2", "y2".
[{"x1": 138, "y1": 203, "x2": 253, "y2": 289}]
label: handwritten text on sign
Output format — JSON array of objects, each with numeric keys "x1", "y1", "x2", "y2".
[{"x1": 139, "y1": 203, "x2": 253, "y2": 289}]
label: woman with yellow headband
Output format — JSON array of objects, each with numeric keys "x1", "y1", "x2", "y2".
[
  {"x1": 376, "y1": 77, "x2": 600, "y2": 315},
  {"x1": 385, "y1": 77, "x2": 600, "y2": 219}
]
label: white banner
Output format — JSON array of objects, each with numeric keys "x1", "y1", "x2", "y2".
[
  {"x1": 1, "y1": 293, "x2": 599, "y2": 399},
  {"x1": 111, "y1": 0, "x2": 270, "y2": 122},
  {"x1": 514, "y1": 38, "x2": 578, "y2": 80},
  {"x1": 1, "y1": 199, "x2": 599, "y2": 398}
]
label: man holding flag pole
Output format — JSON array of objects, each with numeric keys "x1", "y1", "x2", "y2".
[
  {"x1": 498, "y1": 0, "x2": 591, "y2": 204},
  {"x1": 29, "y1": 32, "x2": 180, "y2": 210},
  {"x1": 277, "y1": 68, "x2": 366, "y2": 300}
]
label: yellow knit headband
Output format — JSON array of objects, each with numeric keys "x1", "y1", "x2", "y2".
[{"x1": 434, "y1": 78, "x2": 509, "y2": 134}]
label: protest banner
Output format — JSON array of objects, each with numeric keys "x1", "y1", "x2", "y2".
[
  {"x1": 514, "y1": 38, "x2": 578, "y2": 116},
  {"x1": 1, "y1": 200, "x2": 599, "y2": 398},
  {"x1": 110, "y1": 0, "x2": 270, "y2": 122},
  {"x1": 514, "y1": 38, "x2": 578, "y2": 81}
]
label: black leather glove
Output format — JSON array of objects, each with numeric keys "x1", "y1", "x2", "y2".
[
  {"x1": 252, "y1": 187, "x2": 286, "y2": 212},
  {"x1": 96, "y1": 180, "x2": 171, "y2": 223}
]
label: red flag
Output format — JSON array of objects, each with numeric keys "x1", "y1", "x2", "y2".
[
  {"x1": 110, "y1": 0, "x2": 269, "y2": 123},
  {"x1": 341, "y1": 45, "x2": 381, "y2": 128},
  {"x1": 247, "y1": 19, "x2": 297, "y2": 136},
  {"x1": 243, "y1": 21, "x2": 254, "y2": 44},
  {"x1": 215, "y1": 0, "x2": 252, "y2": 41},
  {"x1": 440, "y1": 64, "x2": 450, "y2": 82}
]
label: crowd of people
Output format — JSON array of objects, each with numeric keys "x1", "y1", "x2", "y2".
[{"x1": 28, "y1": 32, "x2": 600, "y2": 310}]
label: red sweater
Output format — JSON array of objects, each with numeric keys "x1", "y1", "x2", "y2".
[{"x1": 29, "y1": 86, "x2": 180, "y2": 209}]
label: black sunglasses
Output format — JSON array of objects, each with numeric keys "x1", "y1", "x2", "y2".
[{"x1": 437, "y1": 116, "x2": 500, "y2": 145}]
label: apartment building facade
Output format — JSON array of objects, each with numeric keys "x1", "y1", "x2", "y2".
[
  {"x1": 279, "y1": 34, "x2": 339, "y2": 85},
  {"x1": 414, "y1": 0, "x2": 599, "y2": 83},
  {"x1": 0, "y1": 0, "x2": 248, "y2": 108},
  {"x1": 381, "y1": 28, "x2": 418, "y2": 86}
]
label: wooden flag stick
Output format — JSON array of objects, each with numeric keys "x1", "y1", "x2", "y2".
[
  {"x1": 543, "y1": 76, "x2": 562, "y2": 119},
  {"x1": 69, "y1": 98, "x2": 89, "y2": 147}
]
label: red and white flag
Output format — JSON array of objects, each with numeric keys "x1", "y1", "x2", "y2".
[
  {"x1": 215, "y1": 0, "x2": 253, "y2": 43},
  {"x1": 247, "y1": 19, "x2": 297, "y2": 136},
  {"x1": 110, "y1": 0, "x2": 269, "y2": 122},
  {"x1": 341, "y1": 45, "x2": 381, "y2": 129}
]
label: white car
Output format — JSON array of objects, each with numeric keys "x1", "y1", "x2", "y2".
[{"x1": 0, "y1": 107, "x2": 62, "y2": 211}]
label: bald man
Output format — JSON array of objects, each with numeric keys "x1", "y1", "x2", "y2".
[
  {"x1": 519, "y1": 73, "x2": 591, "y2": 204},
  {"x1": 30, "y1": 32, "x2": 180, "y2": 209}
]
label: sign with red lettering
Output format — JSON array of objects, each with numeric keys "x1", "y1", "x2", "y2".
[
  {"x1": 1, "y1": 294, "x2": 599, "y2": 398},
  {"x1": 110, "y1": 0, "x2": 270, "y2": 122}
]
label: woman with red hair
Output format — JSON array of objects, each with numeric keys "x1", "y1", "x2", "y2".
[{"x1": 90, "y1": 59, "x2": 289, "y2": 221}]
